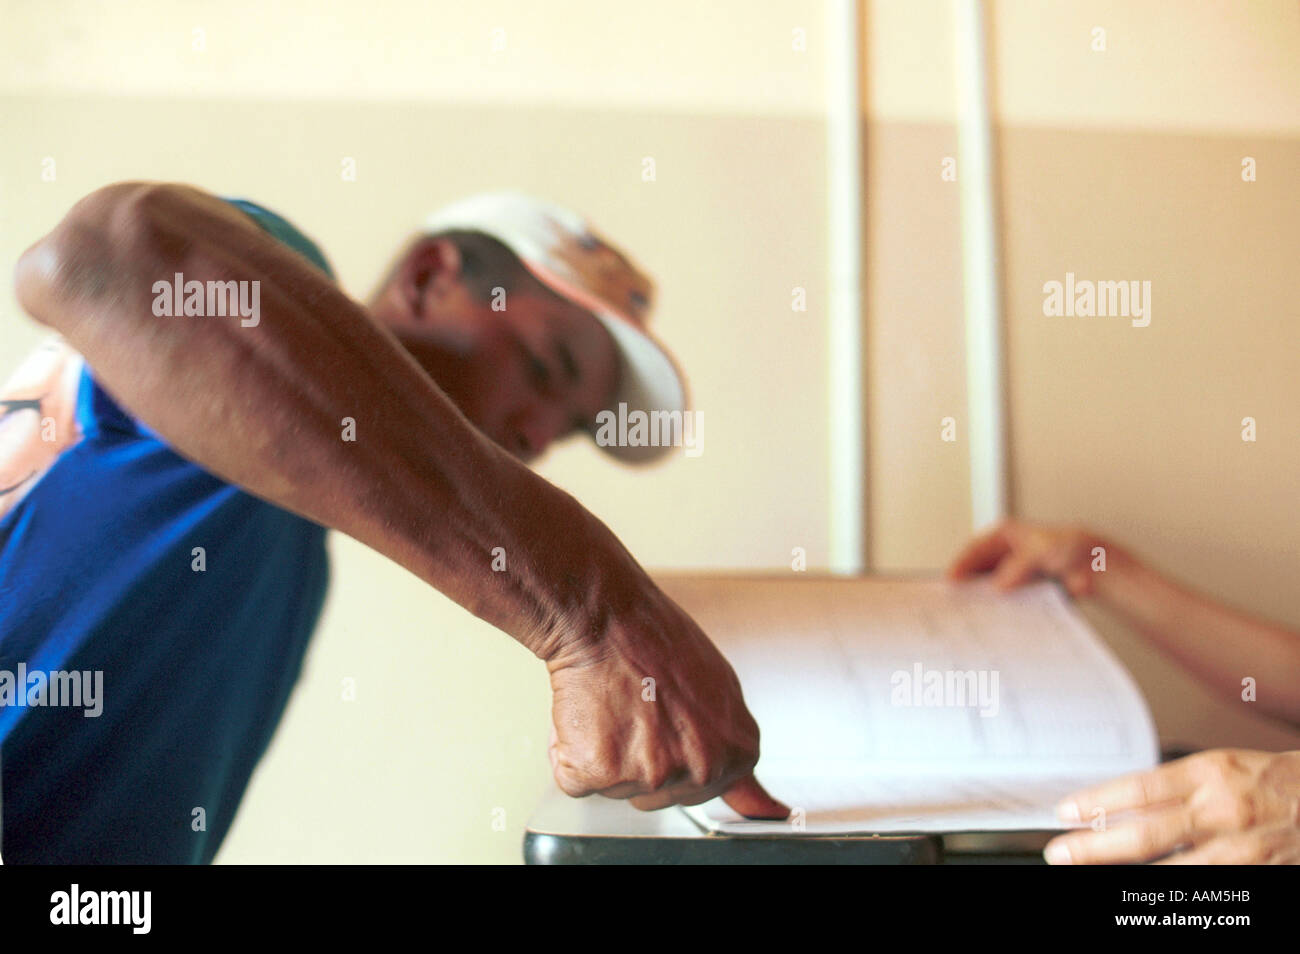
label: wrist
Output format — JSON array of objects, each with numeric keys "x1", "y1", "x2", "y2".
[
  {"x1": 1085, "y1": 537, "x2": 1147, "y2": 604},
  {"x1": 531, "y1": 555, "x2": 652, "y2": 667},
  {"x1": 512, "y1": 489, "x2": 651, "y2": 666}
]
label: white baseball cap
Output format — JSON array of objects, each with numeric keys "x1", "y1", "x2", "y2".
[{"x1": 424, "y1": 193, "x2": 687, "y2": 463}]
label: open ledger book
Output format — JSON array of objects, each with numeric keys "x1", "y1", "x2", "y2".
[{"x1": 682, "y1": 579, "x2": 1158, "y2": 836}]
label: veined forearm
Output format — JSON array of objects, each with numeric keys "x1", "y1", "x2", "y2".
[
  {"x1": 1094, "y1": 547, "x2": 1300, "y2": 725},
  {"x1": 13, "y1": 182, "x2": 634, "y2": 658}
]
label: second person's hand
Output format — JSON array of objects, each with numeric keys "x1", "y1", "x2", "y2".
[
  {"x1": 1045, "y1": 749, "x2": 1300, "y2": 864},
  {"x1": 948, "y1": 519, "x2": 1113, "y2": 597}
]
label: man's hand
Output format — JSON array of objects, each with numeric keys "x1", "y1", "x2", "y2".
[
  {"x1": 545, "y1": 583, "x2": 789, "y2": 818},
  {"x1": 1045, "y1": 749, "x2": 1300, "y2": 864},
  {"x1": 948, "y1": 519, "x2": 1108, "y2": 597}
]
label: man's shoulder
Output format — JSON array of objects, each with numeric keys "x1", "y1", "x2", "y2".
[{"x1": 221, "y1": 198, "x2": 335, "y2": 280}]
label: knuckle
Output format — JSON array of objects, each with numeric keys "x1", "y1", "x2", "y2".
[
  {"x1": 1193, "y1": 784, "x2": 1256, "y2": 833},
  {"x1": 1136, "y1": 773, "x2": 1162, "y2": 806},
  {"x1": 1133, "y1": 824, "x2": 1165, "y2": 858},
  {"x1": 1228, "y1": 837, "x2": 1260, "y2": 864},
  {"x1": 552, "y1": 764, "x2": 594, "y2": 798},
  {"x1": 564, "y1": 740, "x2": 620, "y2": 790},
  {"x1": 635, "y1": 740, "x2": 683, "y2": 792},
  {"x1": 724, "y1": 741, "x2": 759, "y2": 776},
  {"x1": 1187, "y1": 789, "x2": 1217, "y2": 830},
  {"x1": 1196, "y1": 750, "x2": 1233, "y2": 782},
  {"x1": 684, "y1": 754, "x2": 715, "y2": 789},
  {"x1": 640, "y1": 761, "x2": 673, "y2": 793},
  {"x1": 735, "y1": 718, "x2": 761, "y2": 753},
  {"x1": 1257, "y1": 828, "x2": 1293, "y2": 864},
  {"x1": 1059, "y1": 835, "x2": 1088, "y2": 863},
  {"x1": 1228, "y1": 793, "x2": 1259, "y2": 831}
]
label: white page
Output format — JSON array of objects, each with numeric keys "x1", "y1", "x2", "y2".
[
  {"x1": 685, "y1": 769, "x2": 1101, "y2": 834},
  {"x1": 686, "y1": 579, "x2": 1158, "y2": 835}
]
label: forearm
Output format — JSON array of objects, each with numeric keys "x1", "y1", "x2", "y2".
[
  {"x1": 14, "y1": 182, "x2": 640, "y2": 657},
  {"x1": 1092, "y1": 544, "x2": 1300, "y2": 724}
]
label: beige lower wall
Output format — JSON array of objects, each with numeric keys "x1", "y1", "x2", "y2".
[
  {"x1": 998, "y1": 124, "x2": 1300, "y2": 754},
  {"x1": 864, "y1": 120, "x2": 971, "y2": 570},
  {"x1": 863, "y1": 118, "x2": 1300, "y2": 754},
  {"x1": 215, "y1": 535, "x2": 554, "y2": 864}
]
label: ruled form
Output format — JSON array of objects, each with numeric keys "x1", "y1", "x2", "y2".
[{"x1": 682, "y1": 580, "x2": 1158, "y2": 835}]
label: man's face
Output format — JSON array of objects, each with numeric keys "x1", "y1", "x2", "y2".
[{"x1": 370, "y1": 238, "x2": 620, "y2": 463}]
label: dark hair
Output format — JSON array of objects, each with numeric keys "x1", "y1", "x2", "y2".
[
  {"x1": 429, "y1": 229, "x2": 535, "y2": 301},
  {"x1": 370, "y1": 228, "x2": 540, "y2": 307}
]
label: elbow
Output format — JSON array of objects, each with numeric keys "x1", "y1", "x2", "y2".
[
  {"x1": 14, "y1": 181, "x2": 171, "y2": 329},
  {"x1": 13, "y1": 226, "x2": 104, "y2": 332},
  {"x1": 11, "y1": 228, "x2": 95, "y2": 330},
  {"x1": 14, "y1": 237, "x2": 60, "y2": 327}
]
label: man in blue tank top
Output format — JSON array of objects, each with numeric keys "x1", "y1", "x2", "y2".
[{"x1": 1, "y1": 185, "x2": 786, "y2": 863}]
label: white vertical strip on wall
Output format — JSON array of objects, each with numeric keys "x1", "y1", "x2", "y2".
[
  {"x1": 953, "y1": 0, "x2": 1008, "y2": 529},
  {"x1": 826, "y1": 0, "x2": 865, "y2": 573}
]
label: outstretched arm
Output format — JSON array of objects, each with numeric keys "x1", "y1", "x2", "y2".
[
  {"x1": 15, "y1": 181, "x2": 787, "y2": 818},
  {"x1": 949, "y1": 520, "x2": 1300, "y2": 727}
]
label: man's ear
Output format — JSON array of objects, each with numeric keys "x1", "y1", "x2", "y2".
[{"x1": 400, "y1": 237, "x2": 463, "y2": 317}]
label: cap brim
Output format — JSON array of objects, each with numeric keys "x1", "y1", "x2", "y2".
[{"x1": 590, "y1": 311, "x2": 689, "y2": 464}]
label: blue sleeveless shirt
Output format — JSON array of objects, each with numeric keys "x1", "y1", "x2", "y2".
[{"x1": 0, "y1": 199, "x2": 333, "y2": 863}]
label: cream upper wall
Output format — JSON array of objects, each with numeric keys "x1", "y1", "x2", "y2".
[
  {"x1": 864, "y1": 0, "x2": 959, "y2": 123},
  {"x1": 990, "y1": 0, "x2": 1300, "y2": 134},
  {"x1": 0, "y1": 0, "x2": 826, "y2": 116},
  {"x1": 865, "y1": 0, "x2": 1300, "y2": 133}
]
